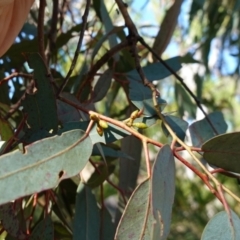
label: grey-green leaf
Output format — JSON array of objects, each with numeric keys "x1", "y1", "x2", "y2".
[
  {"x1": 202, "y1": 132, "x2": 240, "y2": 173},
  {"x1": 92, "y1": 69, "x2": 113, "y2": 102},
  {"x1": 30, "y1": 215, "x2": 54, "y2": 240},
  {"x1": 0, "y1": 129, "x2": 92, "y2": 204},
  {"x1": 201, "y1": 210, "x2": 240, "y2": 240},
  {"x1": 151, "y1": 144, "x2": 175, "y2": 240},
  {"x1": 73, "y1": 184, "x2": 100, "y2": 240},
  {"x1": 190, "y1": 112, "x2": 227, "y2": 147},
  {"x1": 126, "y1": 57, "x2": 182, "y2": 81},
  {"x1": 115, "y1": 179, "x2": 151, "y2": 240}
]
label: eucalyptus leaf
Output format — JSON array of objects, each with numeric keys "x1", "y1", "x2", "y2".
[
  {"x1": 201, "y1": 210, "x2": 240, "y2": 240},
  {"x1": 115, "y1": 179, "x2": 151, "y2": 240},
  {"x1": 151, "y1": 144, "x2": 175, "y2": 240},
  {"x1": 30, "y1": 215, "x2": 54, "y2": 240},
  {"x1": 202, "y1": 132, "x2": 240, "y2": 173},
  {"x1": 127, "y1": 57, "x2": 181, "y2": 81},
  {"x1": 0, "y1": 129, "x2": 92, "y2": 204},
  {"x1": 73, "y1": 184, "x2": 100, "y2": 240},
  {"x1": 190, "y1": 111, "x2": 227, "y2": 147}
]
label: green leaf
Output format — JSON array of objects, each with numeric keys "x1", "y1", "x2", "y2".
[
  {"x1": 0, "y1": 203, "x2": 26, "y2": 239},
  {"x1": 73, "y1": 184, "x2": 100, "y2": 240},
  {"x1": 30, "y1": 215, "x2": 54, "y2": 240},
  {"x1": 189, "y1": 111, "x2": 227, "y2": 147},
  {"x1": 161, "y1": 115, "x2": 188, "y2": 142},
  {"x1": 115, "y1": 179, "x2": 151, "y2": 240},
  {"x1": 151, "y1": 144, "x2": 175, "y2": 240},
  {"x1": 202, "y1": 132, "x2": 240, "y2": 173},
  {"x1": 0, "y1": 129, "x2": 92, "y2": 204},
  {"x1": 92, "y1": 69, "x2": 113, "y2": 102},
  {"x1": 126, "y1": 57, "x2": 182, "y2": 81},
  {"x1": 201, "y1": 210, "x2": 240, "y2": 240},
  {"x1": 22, "y1": 53, "x2": 58, "y2": 134}
]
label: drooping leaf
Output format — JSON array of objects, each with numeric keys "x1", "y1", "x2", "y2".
[
  {"x1": 126, "y1": 57, "x2": 182, "y2": 82},
  {"x1": 22, "y1": 53, "x2": 58, "y2": 134},
  {"x1": 0, "y1": 203, "x2": 26, "y2": 239},
  {"x1": 0, "y1": 129, "x2": 92, "y2": 204},
  {"x1": 189, "y1": 111, "x2": 227, "y2": 147},
  {"x1": 151, "y1": 144, "x2": 175, "y2": 240},
  {"x1": 202, "y1": 132, "x2": 240, "y2": 173},
  {"x1": 93, "y1": 0, "x2": 119, "y2": 61},
  {"x1": 161, "y1": 115, "x2": 188, "y2": 142},
  {"x1": 115, "y1": 179, "x2": 151, "y2": 240},
  {"x1": 115, "y1": 135, "x2": 142, "y2": 224},
  {"x1": 100, "y1": 208, "x2": 115, "y2": 240},
  {"x1": 201, "y1": 210, "x2": 240, "y2": 240},
  {"x1": 152, "y1": 1, "x2": 183, "y2": 57},
  {"x1": 29, "y1": 215, "x2": 54, "y2": 240},
  {"x1": 73, "y1": 184, "x2": 100, "y2": 240},
  {"x1": 92, "y1": 68, "x2": 113, "y2": 102}
]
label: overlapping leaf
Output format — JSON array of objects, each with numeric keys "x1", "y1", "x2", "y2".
[
  {"x1": 22, "y1": 53, "x2": 58, "y2": 142},
  {"x1": 161, "y1": 115, "x2": 188, "y2": 142},
  {"x1": 115, "y1": 144, "x2": 175, "y2": 240},
  {"x1": 126, "y1": 57, "x2": 181, "y2": 82},
  {"x1": 151, "y1": 144, "x2": 175, "y2": 239},
  {"x1": 30, "y1": 215, "x2": 54, "y2": 240},
  {"x1": 202, "y1": 132, "x2": 240, "y2": 173},
  {"x1": 73, "y1": 184, "x2": 100, "y2": 240},
  {"x1": 190, "y1": 111, "x2": 227, "y2": 147},
  {"x1": 115, "y1": 179, "x2": 151, "y2": 240},
  {"x1": 201, "y1": 210, "x2": 240, "y2": 240},
  {"x1": 0, "y1": 129, "x2": 92, "y2": 204}
]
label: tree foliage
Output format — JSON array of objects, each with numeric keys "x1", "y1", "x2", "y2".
[{"x1": 1, "y1": 0, "x2": 240, "y2": 239}]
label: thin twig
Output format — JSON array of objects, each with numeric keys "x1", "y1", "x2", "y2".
[
  {"x1": 0, "y1": 73, "x2": 33, "y2": 86},
  {"x1": 57, "y1": 0, "x2": 91, "y2": 96},
  {"x1": 143, "y1": 140, "x2": 151, "y2": 177}
]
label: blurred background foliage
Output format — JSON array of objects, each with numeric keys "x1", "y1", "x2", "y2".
[{"x1": 1, "y1": 0, "x2": 240, "y2": 239}]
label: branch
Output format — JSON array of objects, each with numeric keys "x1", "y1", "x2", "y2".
[
  {"x1": 0, "y1": 73, "x2": 32, "y2": 86},
  {"x1": 139, "y1": 38, "x2": 219, "y2": 135}
]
